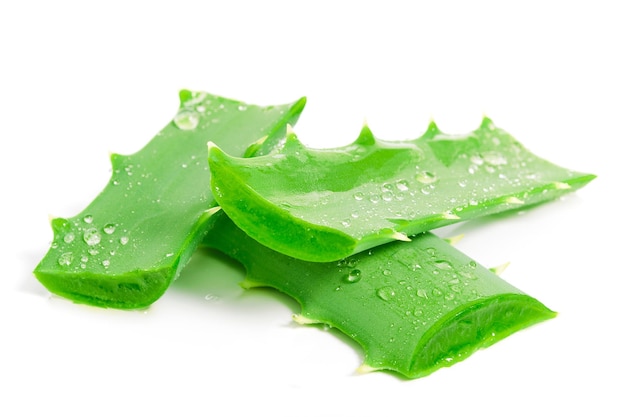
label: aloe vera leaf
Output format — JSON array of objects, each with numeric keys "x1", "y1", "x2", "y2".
[
  {"x1": 33, "y1": 91, "x2": 306, "y2": 309},
  {"x1": 208, "y1": 119, "x2": 595, "y2": 262},
  {"x1": 204, "y1": 212, "x2": 556, "y2": 379}
]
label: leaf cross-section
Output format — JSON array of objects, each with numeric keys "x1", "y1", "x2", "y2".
[{"x1": 204, "y1": 213, "x2": 556, "y2": 379}]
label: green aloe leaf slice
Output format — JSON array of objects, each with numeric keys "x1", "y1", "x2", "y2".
[
  {"x1": 204, "y1": 212, "x2": 556, "y2": 379},
  {"x1": 33, "y1": 90, "x2": 306, "y2": 309},
  {"x1": 208, "y1": 119, "x2": 595, "y2": 262}
]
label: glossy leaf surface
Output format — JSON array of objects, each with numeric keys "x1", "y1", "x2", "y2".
[
  {"x1": 204, "y1": 213, "x2": 556, "y2": 379},
  {"x1": 208, "y1": 119, "x2": 595, "y2": 262},
  {"x1": 34, "y1": 91, "x2": 306, "y2": 309}
]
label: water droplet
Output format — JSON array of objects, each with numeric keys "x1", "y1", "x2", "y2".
[
  {"x1": 369, "y1": 194, "x2": 381, "y2": 203},
  {"x1": 468, "y1": 165, "x2": 478, "y2": 174},
  {"x1": 382, "y1": 191, "x2": 394, "y2": 201},
  {"x1": 383, "y1": 269, "x2": 392, "y2": 276},
  {"x1": 415, "y1": 171, "x2": 437, "y2": 184},
  {"x1": 112, "y1": 180, "x2": 120, "y2": 186},
  {"x1": 83, "y1": 228, "x2": 101, "y2": 246},
  {"x1": 58, "y1": 252, "x2": 73, "y2": 266},
  {"x1": 102, "y1": 259, "x2": 110, "y2": 268},
  {"x1": 81, "y1": 255, "x2": 88, "y2": 263},
  {"x1": 458, "y1": 179, "x2": 467, "y2": 188},
  {"x1": 181, "y1": 163, "x2": 188, "y2": 168},
  {"x1": 344, "y1": 269, "x2": 362, "y2": 283},
  {"x1": 417, "y1": 288, "x2": 429, "y2": 298},
  {"x1": 482, "y1": 151, "x2": 507, "y2": 166},
  {"x1": 103, "y1": 224, "x2": 116, "y2": 235},
  {"x1": 83, "y1": 215, "x2": 93, "y2": 224},
  {"x1": 395, "y1": 180, "x2": 410, "y2": 192},
  {"x1": 238, "y1": 105, "x2": 247, "y2": 111},
  {"x1": 377, "y1": 286, "x2": 396, "y2": 301},
  {"x1": 63, "y1": 233, "x2": 75, "y2": 243},
  {"x1": 444, "y1": 292, "x2": 455, "y2": 301},
  {"x1": 88, "y1": 248, "x2": 99, "y2": 256},
  {"x1": 204, "y1": 293, "x2": 220, "y2": 301},
  {"x1": 420, "y1": 185, "x2": 434, "y2": 195},
  {"x1": 174, "y1": 109, "x2": 200, "y2": 130},
  {"x1": 469, "y1": 260, "x2": 477, "y2": 269},
  {"x1": 470, "y1": 155, "x2": 484, "y2": 165},
  {"x1": 434, "y1": 260, "x2": 453, "y2": 270},
  {"x1": 353, "y1": 192, "x2": 364, "y2": 201},
  {"x1": 120, "y1": 236, "x2": 129, "y2": 245},
  {"x1": 432, "y1": 288, "x2": 443, "y2": 297}
]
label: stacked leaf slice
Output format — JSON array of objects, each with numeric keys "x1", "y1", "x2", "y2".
[{"x1": 34, "y1": 90, "x2": 594, "y2": 378}]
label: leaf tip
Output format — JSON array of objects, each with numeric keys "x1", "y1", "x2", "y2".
[
  {"x1": 239, "y1": 278, "x2": 263, "y2": 290},
  {"x1": 204, "y1": 206, "x2": 222, "y2": 216},
  {"x1": 292, "y1": 314, "x2": 321, "y2": 325},
  {"x1": 390, "y1": 231, "x2": 411, "y2": 242},
  {"x1": 480, "y1": 115, "x2": 495, "y2": 130},
  {"x1": 355, "y1": 124, "x2": 376, "y2": 146},
  {"x1": 490, "y1": 261, "x2": 511, "y2": 276},
  {"x1": 243, "y1": 135, "x2": 269, "y2": 158},
  {"x1": 207, "y1": 141, "x2": 225, "y2": 160},
  {"x1": 423, "y1": 119, "x2": 441, "y2": 139},
  {"x1": 444, "y1": 234, "x2": 465, "y2": 246},
  {"x1": 178, "y1": 89, "x2": 193, "y2": 104},
  {"x1": 285, "y1": 123, "x2": 296, "y2": 138},
  {"x1": 356, "y1": 363, "x2": 379, "y2": 375}
]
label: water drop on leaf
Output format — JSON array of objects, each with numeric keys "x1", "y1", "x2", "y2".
[
  {"x1": 174, "y1": 109, "x2": 200, "y2": 130},
  {"x1": 83, "y1": 228, "x2": 101, "y2": 246}
]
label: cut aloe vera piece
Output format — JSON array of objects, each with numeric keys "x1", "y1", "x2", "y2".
[
  {"x1": 34, "y1": 91, "x2": 306, "y2": 309},
  {"x1": 208, "y1": 119, "x2": 595, "y2": 262},
  {"x1": 204, "y1": 212, "x2": 556, "y2": 379}
]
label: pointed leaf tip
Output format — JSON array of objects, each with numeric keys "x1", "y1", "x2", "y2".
[
  {"x1": 292, "y1": 314, "x2": 320, "y2": 325},
  {"x1": 356, "y1": 363, "x2": 378, "y2": 375},
  {"x1": 390, "y1": 231, "x2": 411, "y2": 242},
  {"x1": 490, "y1": 261, "x2": 511, "y2": 276},
  {"x1": 444, "y1": 234, "x2": 465, "y2": 246},
  {"x1": 355, "y1": 124, "x2": 376, "y2": 146},
  {"x1": 422, "y1": 119, "x2": 441, "y2": 139},
  {"x1": 480, "y1": 115, "x2": 495, "y2": 130},
  {"x1": 178, "y1": 89, "x2": 193, "y2": 104},
  {"x1": 204, "y1": 206, "x2": 222, "y2": 216}
]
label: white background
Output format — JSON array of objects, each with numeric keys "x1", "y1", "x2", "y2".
[{"x1": 1, "y1": 1, "x2": 623, "y2": 416}]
